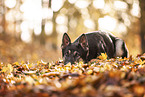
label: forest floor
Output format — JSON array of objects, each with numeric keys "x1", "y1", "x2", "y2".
[
  {"x1": 0, "y1": 36, "x2": 145, "y2": 97},
  {"x1": 0, "y1": 36, "x2": 61, "y2": 64}
]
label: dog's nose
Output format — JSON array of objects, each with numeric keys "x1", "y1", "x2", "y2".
[
  {"x1": 64, "y1": 61, "x2": 74, "y2": 65},
  {"x1": 64, "y1": 54, "x2": 75, "y2": 65},
  {"x1": 64, "y1": 61, "x2": 69, "y2": 65}
]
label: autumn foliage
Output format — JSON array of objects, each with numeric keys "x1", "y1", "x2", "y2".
[{"x1": 0, "y1": 53, "x2": 145, "y2": 97}]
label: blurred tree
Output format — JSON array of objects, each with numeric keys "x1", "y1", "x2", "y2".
[
  {"x1": 0, "y1": 0, "x2": 142, "y2": 55},
  {"x1": 139, "y1": 0, "x2": 145, "y2": 53},
  {"x1": 0, "y1": 0, "x2": 5, "y2": 34}
]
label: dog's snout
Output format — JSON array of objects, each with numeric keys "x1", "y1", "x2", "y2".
[{"x1": 64, "y1": 54, "x2": 75, "y2": 65}]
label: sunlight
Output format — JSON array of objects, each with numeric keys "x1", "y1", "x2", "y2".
[
  {"x1": 69, "y1": 18, "x2": 77, "y2": 28},
  {"x1": 21, "y1": 31, "x2": 32, "y2": 43},
  {"x1": 45, "y1": 21, "x2": 53, "y2": 35},
  {"x1": 117, "y1": 23, "x2": 127, "y2": 34},
  {"x1": 114, "y1": 1, "x2": 128, "y2": 10},
  {"x1": 42, "y1": 8, "x2": 53, "y2": 19},
  {"x1": 34, "y1": 26, "x2": 42, "y2": 36},
  {"x1": 15, "y1": 24, "x2": 21, "y2": 33},
  {"x1": 20, "y1": 21, "x2": 29, "y2": 33},
  {"x1": 81, "y1": 8, "x2": 90, "y2": 19},
  {"x1": 56, "y1": 25, "x2": 68, "y2": 34},
  {"x1": 51, "y1": 0, "x2": 64, "y2": 12},
  {"x1": 84, "y1": 19, "x2": 95, "y2": 30},
  {"x1": 98, "y1": 16, "x2": 117, "y2": 32},
  {"x1": 75, "y1": 0, "x2": 90, "y2": 9},
  {"x1": 20, "y1": 0, "x2": 42, "y2": 42},
  {"x1": 93, "y1": 0, "x2": 105, "y2": 9},
  {"x1": 103, "y1": 4, "x2": 111, "y2": 14},
  {"x1": 68, "y1": 0, "x2": 77, "y2": 4},
  {"x1": 5, "y1": 0, "x2": 16, "y2": 8},
  {"x1": 131, "y1": 1, "x2": 140, "y2": 17},
  {"x1": 121, "y1": 13, "x2": 131, "y2": 27},
  {"x1": 5, "y1": 10, "x2": 15, "y2": 22},
  {"x1": 56, "y1": 14, "x2": 68, "y2": 25},
  {"x1": 21, "y1": 0, "x2": 42, "y2": 21}
]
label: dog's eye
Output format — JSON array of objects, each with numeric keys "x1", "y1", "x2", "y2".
[
  {"x1": 65, "y1": 50, "x2": 71, "y2": 56},
  {"x1": 65, "y1": 52, "x2": 69, "y2": 56},
  {"x1": 74, "y1": 51, "x2": 79, "y2": 57}
]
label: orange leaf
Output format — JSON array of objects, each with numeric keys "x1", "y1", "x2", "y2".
[{"x1": 98, "y1": 53, "x2": 108, "y2": 60}]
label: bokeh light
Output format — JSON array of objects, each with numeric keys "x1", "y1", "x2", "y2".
[
  {"x1": 34, "y1": 26, "x2": 42, "y2": 36},
  {"x1": 56, "y1": 25, "x2": 68, "y2": 34},
  {"x1": 131, "y1": 1, "x2": 140, "y2": 17},
  {"x1": 68, "y1": 0, "x2": 77, "y2": 4},
  {"x1": 56, "y1": 14, "x2": 68, "y2": 25},
  {"x1": 5, "y1": 10, "x2": 15, "y2": 22},
  {"x1": 69, "y1": 18, "x2": 77, "y2": 29},
  {"x1": 93, "y1": 0, "x2": 105, "y2": 9},
  {"x1": 0, "y1": 0, "x2": 142, "y2": 56},
  {"x1": 42, "y1": 8, "x2": 53, "y2": 19},
  {"x1": 75, "y1": 0, "x2": 90, "y2": 9},
  {"x1": 51, "y1": 0, "x2": 64, "y2": 12},
  {"x1": 114, "y1": 1, "x2": 128, "y2": 11},
  {"x1": 45, "y1": 21, "x2": 53, "y2": 35},
  {"x1": 84, "y1": 19, "x2": 95, "y2": 30},
  {"x1": 5, "y1": 0, "x2": 16, "y2": 8},
  {"x1": 117, "y1": 23, "x2": 127, "y2": 35},
  {"x1": 21, "y1": 31, "x2": 32, "y2": 43},
  {"x1": 98, "y1": 16, "x2": 117, "y2": 32}
]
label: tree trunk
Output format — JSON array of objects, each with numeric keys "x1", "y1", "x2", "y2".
[
  {"x1": 140, "y1": 0, "x2": 145, "y2": 53},
  {"x1": 1, "y1": 0, "x2": 6, "y2": 34}
]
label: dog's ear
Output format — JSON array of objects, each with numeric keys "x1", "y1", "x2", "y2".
[
  {"x1": 61, "y1": 33, "x2": 71, "y2": 49},
  {"x1": 79, "y1": 34, "x2": 89, "y2": 51}
]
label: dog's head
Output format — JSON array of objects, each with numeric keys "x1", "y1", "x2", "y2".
[{"x1": 61, "y1": 33, "x2": 89, "y2": 64}]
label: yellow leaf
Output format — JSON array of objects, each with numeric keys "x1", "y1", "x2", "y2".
[
  {"x1": 8, "y1": 64, "x2": 13, "y2": 73},
  {"x1": 48, "y1": 63, "x2": 52, "y2": 69},
  {"x1": 98, "y1": 53, "x2": 108, "y2": 60},
  {"x1": 140, "y1": 60, "x2": 145, "y2": 65},
  {"x1": 37, "y1": 61, "x2": 41, "y2": 65},
  {"x1": 13, "y1": 62, "x2": 19, "y2": 66},
  {"x1": 34, "y1": 81, "x2": 40, "y2": 85},
  {"x1": 2, "y1": 64, "x2": 13, "y2": 74},
  {"x1": 87, "y1": 69, "x2": 93, "y2": 75},
  {"x1": 65, "y1": 62, "x2": 71, "y2": 67},
  {"x1": 104, "y1": 63, "x2": 112, "y2": 71},
  {"x1": 25, "y1": 76, "x2": 35, "y2": 85},
  {"x1": 78, "y1": 61, "x2": 83, "y2": 68},
  {"x1": 21, "y1": 61, "x2": 25, "y2": 65},
  {"x1": 2, "y1": 66, "x2": 7, "y2": 72}
]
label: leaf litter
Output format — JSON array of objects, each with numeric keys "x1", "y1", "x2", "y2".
[{"x1": 0, "y1": 53, "x2": 145, "y2": 97}]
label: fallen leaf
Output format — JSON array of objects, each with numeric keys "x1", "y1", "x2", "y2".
[{"x1": 98, "y1": 53, "x2": 108, "y2": 60}]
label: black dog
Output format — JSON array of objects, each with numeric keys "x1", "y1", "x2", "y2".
[{"x1": 61, "y1": 31, "x2": 128, "y2": 64}]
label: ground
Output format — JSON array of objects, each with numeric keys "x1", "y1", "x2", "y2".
[{"x1": 0, "y1": 53, "x2": 145, "y2": 97}]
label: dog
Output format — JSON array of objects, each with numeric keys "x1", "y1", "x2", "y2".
[{"x1": 61, "y1": 31, "x2": 128, "y2": 64}]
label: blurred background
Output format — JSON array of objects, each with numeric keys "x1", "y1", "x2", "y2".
[{"x1": 0, "y1": 0, "x2": 144, "y2": 63}]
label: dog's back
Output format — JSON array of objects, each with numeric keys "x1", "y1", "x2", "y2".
[{"x1": 75, "y1": 31, "x2": 115, "y2": 61}]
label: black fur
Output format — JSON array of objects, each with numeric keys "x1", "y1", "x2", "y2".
[{"x1": 61, "y1": 31, "x2": 128, "y2": 64}]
